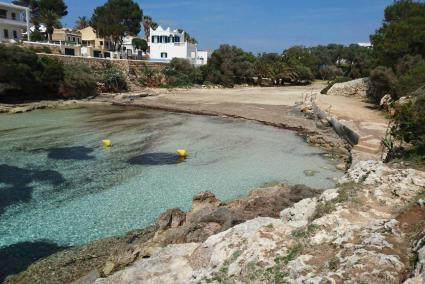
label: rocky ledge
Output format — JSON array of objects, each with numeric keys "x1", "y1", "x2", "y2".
[
  {"x1": 0, "y1": 99, "x2": 109, "y2": 114},
  {"x1": 92, "y1": 161, "x2": 425, "y2": 284},
  {"x1": 5, "y1": 184, "x2": 321, "y2": 284}
]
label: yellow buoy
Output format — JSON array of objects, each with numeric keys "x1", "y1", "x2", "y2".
[
  {"x1": 102, "y1": 139, "x2": 112, "y2": 147},
  {"x1": 176, "y1": 149, "x2": 187, "y2": 158}
]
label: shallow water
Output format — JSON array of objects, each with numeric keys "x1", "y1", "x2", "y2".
[{"x1": 0, "y1": 106, "x2": 342, "y2": 248}]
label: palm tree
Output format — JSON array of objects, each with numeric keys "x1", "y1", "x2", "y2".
[
  {"x1": 75, "y1": 16, "x2": 89, "y2": 30},
  {"x1": 143, "y1": 16, "x2": 158, "y2": 42}
]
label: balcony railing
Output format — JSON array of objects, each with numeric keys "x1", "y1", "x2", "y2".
[{"x1": 0, "y1": 14, "x2": 26, "y2": 23}]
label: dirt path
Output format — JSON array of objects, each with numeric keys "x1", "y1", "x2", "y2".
[{"x1": 315, "y1": 95, "x2": 388, "y2": 160}]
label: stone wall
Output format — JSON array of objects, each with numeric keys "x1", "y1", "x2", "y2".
[
  {"x1": 312, "y1": 100, "x2": 360, "y2": 145},
  {"x1": 38, "y1": 54, "x2": 167, "y2": 73},
  {"x1": 37, "y1": 54, "x2": 168, "y2": 90},
  {"x1": 22, "y1": 42, "x2": 62, "y2": 54},
  {"x1": 327, "y1": 78, "x2": 370, "y2": 97}
]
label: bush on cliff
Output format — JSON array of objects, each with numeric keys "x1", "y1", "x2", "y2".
[
  {"x1": 396, "y1": 63, "x2": 425, "y2": 98},
  {"x1": 389, "y1": 92, "x2": 425, "y2": 161},
  {"x1": 369, "y1": 66, "x2": 398, "y2": 102},
  {"x1": 59, "y1": 63, "x2": 98, "y2": 98},
  {"x1": 95, "y1": 63, "x2": 128, "y2": 92},
  {"x1": 0, "y1": 44, "x2": 64, "y2": 99},
  {"x1": 138, "y1": 64, "x2": 164, "y2": 87}
]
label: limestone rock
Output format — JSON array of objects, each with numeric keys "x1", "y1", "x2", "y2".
[
  {"x1": 191, "y1": 191, "x2": 220, "y2": 213},
  {"x1": 157, "y1": 208, "x2": 186, "y2": 230},
  {"x1": 280, "y1": 198, "x2": 317, "y2": 228},
  {"x1": 340, "y1": 160, "x2": 425, "y2": 205},
  {"x1": 380, "y1": 94, "x2": 393, "y2": 110},
  {"x1": 95, "y1": 243, "x2": 200, "y2": 284},
  {"x1": 327, "y1": 78, "x2": 370, "y2": 97},
  {"x1": 319, "y1": 188, "x2": 339, "y2": 202}
]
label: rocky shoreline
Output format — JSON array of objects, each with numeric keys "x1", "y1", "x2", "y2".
[
  {"x1": 91, "y1": 162, "x2": 425, "y2": 284},
  {"x1": 4, "y1": 184, "x2": 322, "y2": 284}
]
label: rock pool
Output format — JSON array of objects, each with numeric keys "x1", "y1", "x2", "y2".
[{"x1": 0, "y1": 106, "x2": 342, "y2": 248}]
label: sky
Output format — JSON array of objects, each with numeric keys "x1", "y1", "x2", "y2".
[{"x1": 7, "y1": 0, "x2": 393, "y2": 53}]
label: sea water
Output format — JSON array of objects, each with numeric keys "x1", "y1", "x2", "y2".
[{"x1": 0, "y1": 106, "x2": 342, "y2": 248}]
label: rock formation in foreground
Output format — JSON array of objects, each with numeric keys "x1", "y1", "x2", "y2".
[{"x1": 94, "y1": 161, "x2": 425, "y2": 284}]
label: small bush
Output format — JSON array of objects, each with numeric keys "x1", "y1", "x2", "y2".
[
  {"x1": 96, "y1": 63, "x2": 127, "y2": 92},
  {"x1": 319, "y1": 65, "x2": 343, "y2": 80},
  {"x1": 294, "y1": 65, "x2": 314, "y2": 84},
  {"x1": 396, "y1": 63, "x2": 425, "y2": 98},
  {"x1": 369, "y1": 66, "x2": 398, "y2": 102},
  {"x1": 0, "y1": 45, "x2": 64, "y2": 99},
  {"x1": 392, "y1": 93, "x2": 425, "y2": 148},
  {"x1": 138, "y1": 64, "x2": 164, "y2": 87},
  {"x1": 291, "y1": 224, "x2": 318, "y2": 238},
  {"x1": 59, "y1": 63, "x2": 97, "y2": 98},
  {"x1": 163, "y1": 58, "x2": 203, "y2": 87},
  {"x1": 28, "y1": 46, "x2": 52, "y2": 54},
  {"x1": 311, "y1": 201, "x2": 337, "y2": 220},
  {"x1": 328, "y1": 256, "x2": 340, "y2": 271}
]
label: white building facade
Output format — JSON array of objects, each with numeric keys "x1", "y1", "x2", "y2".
[
  {"x1": 0, "y1": 1, "x2": 30, "y2": 43},
  {"x1": 148, "y1": 26, "x2": 209, "y2": 65},
  {"x1": 121, "y1": 35, "x2": 144, "y2": 59}
]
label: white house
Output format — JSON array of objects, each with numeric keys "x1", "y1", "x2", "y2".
[
  {"x1": 358, "y1": 42, "x2": 372, "y2": 48},
  {"x1": 121, "y1": 35, "x2": 144, "y2": 59},
  {"x1": 0, "y1": 1, "x2": 30, "y2": 43},
  {"x1": 148, "y1": 26, "x2": 209, "y2": 65}
]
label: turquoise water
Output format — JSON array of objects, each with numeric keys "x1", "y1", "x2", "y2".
[{"x1": 0, "y1": 106, "x2": 341, "y2": 248}]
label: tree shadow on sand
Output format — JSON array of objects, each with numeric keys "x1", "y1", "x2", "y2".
[
  {"x1": 47, "y1": 146, "x2": 95, "y2": 161},
  {"x1": 128, "y1": 152, "x2": 185, "y2": 166},
  {"x1": 0, "y1": 165, "x2": 65, "y2": 216},
  {"x1": 0, "y1": 240, "x2": 68, "y2": 282}
]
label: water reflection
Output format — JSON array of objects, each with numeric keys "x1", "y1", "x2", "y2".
[
  {"x1": 128, "y1": 152, "x2": 185, "y2": 166},
  {"x1": 0, "y1": 165, "x2": 65, "y2": 215},
  {"x1": 48, "y1": 146, "x2": 95, "y2": 161},
  {"x1": 0, "y1": 240, "x2": 67, "y2": 282}
]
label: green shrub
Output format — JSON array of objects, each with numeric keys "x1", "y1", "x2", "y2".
[
  {"x1": 163, "y1": 58, "x2": 203, "y2": 87},
  {"x1": 30, "y1": 30, "x2": 47, "y2": 42},
  {"x1": 319, "y1": 65, "x2": 343, "y2": 80},
  {"x1": 0, "y1": 44, "x2": 64, "y2": 99},
  {"x1": 369, "y1": 66, "x2": 398, "y2": 102},
  {"x1": 59, "y1": 63, "x2": 97, "y2": 98},
  {"x1": 294, "y1": 65, "x2": 314, "y2": 84},
  {"x1": 392, "y1": 93, "x2": 425, "y2": 148},
  {"x1": 28, "y1": 45, "x2": 52, "y2": 54},
  {"x1": 138, "y1": 64, "x2": 164, "y2": 87},
  {"x1": 203, "y1": 44, "x2": 255, "y2": 87},
  {"x1": 396, "y1": 63, "x2": 425, "y2": 98},
  {"x1": 96, "y1": 63, "x2": 127, "y2": 92},
  {"x1": 132, "y1": 38, "x2": 148, "y2": 53}
]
